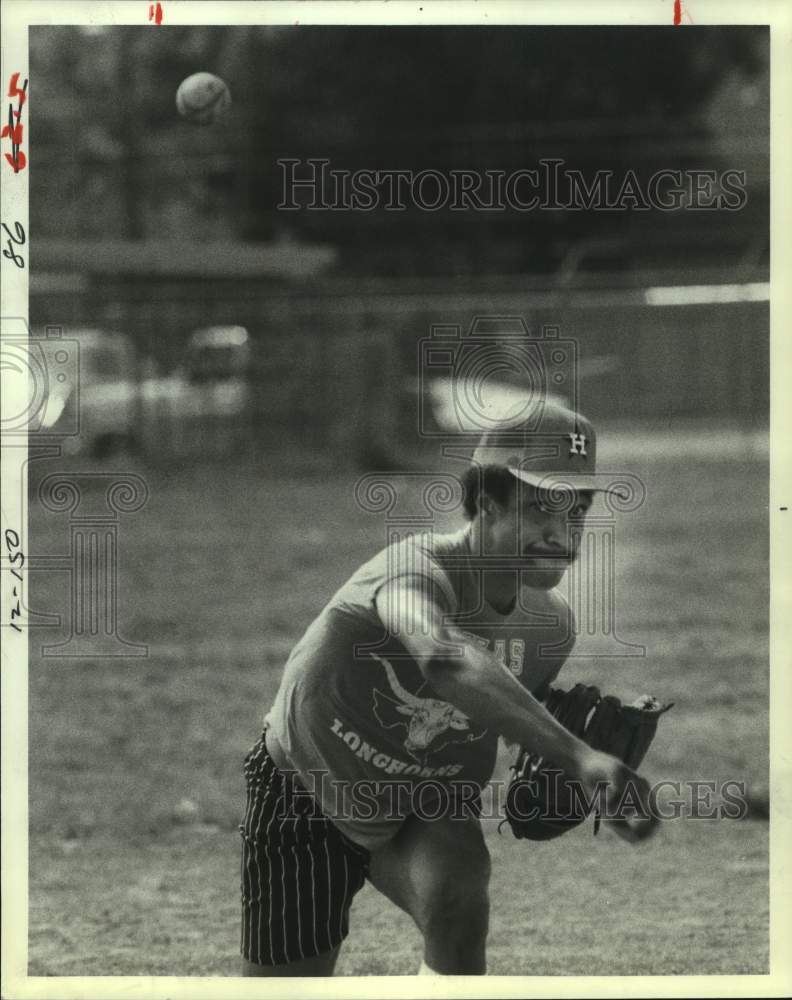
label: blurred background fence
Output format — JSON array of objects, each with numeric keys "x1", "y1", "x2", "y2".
[{"x1": 29, "y1": 265, "x2": 769, "y2": 467}]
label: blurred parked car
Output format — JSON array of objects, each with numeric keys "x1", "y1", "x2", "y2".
[
  {"x1": 47, "y1": 326, "x2": 252, "y2": 458},
  {"x1": 184, "y1": 325, "x2": 251, "y2": 382}
]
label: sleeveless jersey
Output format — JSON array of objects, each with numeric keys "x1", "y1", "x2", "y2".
[{"x1": 264, "y1": 528, "x2": 576, "y2": 850}]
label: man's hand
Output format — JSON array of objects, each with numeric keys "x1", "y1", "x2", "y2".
[{"x1": 580, "y1": 749, "x2": 658, "y2": 844}]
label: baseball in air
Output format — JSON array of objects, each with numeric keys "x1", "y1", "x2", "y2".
[{"x1": 175, "y1": 72, "x2": 231, "y2": 125}]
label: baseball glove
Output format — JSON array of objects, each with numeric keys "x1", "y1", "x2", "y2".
[{"x1": 503, "y1": 683, "x2": 673, "y2": 841}]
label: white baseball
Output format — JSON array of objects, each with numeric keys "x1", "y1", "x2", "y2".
[{"x1": 176, "y1": 72, "x2": 231, "y2": 125}]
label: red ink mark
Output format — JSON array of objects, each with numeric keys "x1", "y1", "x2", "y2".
[
  {"x1": 3, "y1": 73, "x2": 28, "y2": 172},
  {"x1": 3, "y1": 149, "x2": 26, "y2": 171},
  {"x1": 8, "y1": 73, "x2": 27, "y2": 114},
  {"x1": 148, "y1": 2, "x2": 163, "y2": 24},
  {"x1": 1, "y1": 123, "x2": 24, "y2": 145},
  {"x1": 673, "y1": 0, "x2": 682, "y2": 25}
]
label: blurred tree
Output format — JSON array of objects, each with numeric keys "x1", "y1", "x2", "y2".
[{"x1": 29, "y1": 25, "x2": 768, "y2": 276}]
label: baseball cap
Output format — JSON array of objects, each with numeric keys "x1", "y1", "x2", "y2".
[{"x1": 471, "y1": 398, "x2": 615, "y2": 493}]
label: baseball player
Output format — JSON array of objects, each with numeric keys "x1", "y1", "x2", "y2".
[{"x1": 240, "y1": 400, "x2": 655, "y2": 977}]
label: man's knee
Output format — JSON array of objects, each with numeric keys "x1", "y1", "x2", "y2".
[
  {"x1": 368, "y1": 812, "x2": 491, "y2": 948},
  {"x1": 415, "y1": 847, "x2": 491, "y2": 941}
]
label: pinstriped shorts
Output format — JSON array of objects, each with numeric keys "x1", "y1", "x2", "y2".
[{"x1": 240, "y1": 732, "x2": 371, "y2": 966}]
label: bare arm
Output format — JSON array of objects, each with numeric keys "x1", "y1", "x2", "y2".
[
  {"x1": 375, "y1": 579, "x2": 654, "y2": 839},
  {"x1": 376, "y1": 580, "x2": 591, "y2": 776}
]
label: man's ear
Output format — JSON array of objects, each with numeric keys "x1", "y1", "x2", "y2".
[{"x1": 480, "y1": 493, "x2": 498, "y2": 518}]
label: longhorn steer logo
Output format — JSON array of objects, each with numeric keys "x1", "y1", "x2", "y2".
[{"x1": 371, "y1": 655, "x2": 486, "y2": 763}]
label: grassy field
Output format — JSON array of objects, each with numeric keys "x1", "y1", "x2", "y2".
[{"x1": 27, "y1": 443, "x2": 769, "y2": 976}]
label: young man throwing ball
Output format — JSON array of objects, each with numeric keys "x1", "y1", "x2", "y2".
[{"x1": 240, "y1": 400, "x2": 655, "y2": 977}]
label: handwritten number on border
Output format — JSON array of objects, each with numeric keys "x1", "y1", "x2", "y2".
[{"x1": 2, "y1": 221, "x2": 25, "y2": 268}]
